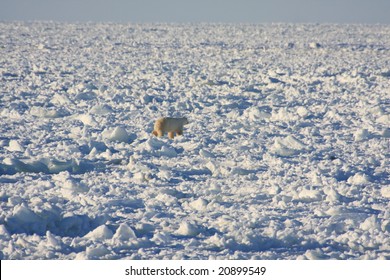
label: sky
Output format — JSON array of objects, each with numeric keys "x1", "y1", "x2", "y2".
[{"x1": 0, "y1": 0, "x2": 389, "y2": 24}]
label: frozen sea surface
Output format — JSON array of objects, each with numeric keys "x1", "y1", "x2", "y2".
[{"x1": 0, "y1": 22, "x2": 389, "y2": 260}]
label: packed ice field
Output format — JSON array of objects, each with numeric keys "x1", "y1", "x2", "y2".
[{"x1": 0, "y1": 22, "x2": 389, "y2": 260}]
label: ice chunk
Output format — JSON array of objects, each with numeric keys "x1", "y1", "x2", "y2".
[
  {"x1": 6, "y1": 204, "x2": 46, "y2": 235},
  {"x1": 347, "y1": 173, "x2": 371, "y2": 185},
  {"x1": 380, "y1": 186, "x2": 390, "y2": 198},
  {"x1": 377, "y1": 115, "x2": 389, "y2": 124},
  {"x1": 189, "y1": 198, "x2": 209, "y2": 211},
  {"x1": 325, "y1": 206, "x2": 344, "y2": 216},
  {"x1": 103, "y1": 127, "x2": 135, "y2": 143},
  {"x1": 51, "y1": 93, "x2": 72, "y2": 105},
  {"x1": 83, "y1": 225, "x2": 113, "y2": 241},
  {"x1": 145, "y1": 137, "x2": 165, "y2": 150},
  {"x1": 176, "y1": 222, "x2": 200, "y2": 237},
  {"x1": 89, "y1": 104, "x2": 113, "y2": 115},
  {"x1": 6, "y1": 140, "x2": 24, "y2": 152},
  {"x1": 157, "y1": 169, "x2": 171, "y2": 181},
  {"x1": 110, "y1": 127, "x2": 130, "y2": 142},
  {"x1": 77, "y1": 114, "x2": 98, "y2": 126},
  {"x1": 59, "y1": 215, "x2": 94, "y2": 237},
  {"x1": 60, "y1": 177, "x2": 89, "y2": 199},
  {"x1": 271, "y1": 108, "x2": 297, "y2": 122},
  {"x1": 43, "y1": 158, "x2": 84, "y2": 174},
  {"x1": 293, "y1": 188, "x2": 323, "y2": 202},
  {"x1": 0, "y1": 153, "x2": 113, "y2": 176},
  {"x1": 46, "y1": 231, "x2": 61, "y2": 248},
  {"x1": 360, "y1": 215, "x2": 380, "y2": 231},
  {"x1": 271, "y1": 135, "x2": 307, "y2": 156},
  {"x1": 133, "y1": 171, "x2": 152, "y2": 182},
  {"x1": 204, "y1": 233, "x2": 231, "y2": 249},
  {"x1": 199, "y1": 149, "x2": 216, "y2": 159},
  {"x1": 113, "y1": 223, "x2": 137, "y2": 241},
  {"x1": 30, "y1": 106, "x2": 68, "y2": 118},
  {"x1": 135, "y1": 223, "x2": 154, "y2": 235},
  {"x1": 243, "y1": 107, "x2": 271, "y2": 121},
  {"x1": 325, "y1": 188, "x2": 341, "y2": 203},
  {"x1": 354, "y1": 129, "x2": 371, "y2": 142},
  {"x1": 86, "y1": 245, "x2": 110, "y2": 259},
  {"x1": 3, "y1": 157, "x2": 49, "y2": 174},
  {"x1": 160, "y1": 145, "x2": 177, "y2": 157},
  {"x1": 230, "y1": 167, "x2": 253, "y2": 176},
  {"x1": 0, "y1": 224, "x2": 10, "y2": 237},
  {"x1": 304, "y1": 249, "x2": 328, "y2": 260},
  {"x1": 151, "y1": 231, "x2": 172, "y2": 245}
]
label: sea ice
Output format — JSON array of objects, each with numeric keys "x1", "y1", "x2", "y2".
[{"x1": 0, "y1": 22, "x2": 388, "y2": 260}]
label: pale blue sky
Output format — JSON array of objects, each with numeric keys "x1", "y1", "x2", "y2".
[{"x1": 1, "y1": 0, "x2": 389, "y2": 23}]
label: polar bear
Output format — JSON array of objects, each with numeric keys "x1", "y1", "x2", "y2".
[{"x1": 152, "y1": 117, "x2": 189, "y2": 139}]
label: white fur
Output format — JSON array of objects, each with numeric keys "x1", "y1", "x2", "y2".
[{"x1": 152, "y1": 117, "x2": 189, "y2": 139}]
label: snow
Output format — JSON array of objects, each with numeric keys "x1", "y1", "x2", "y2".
[
  {"x1": 102, "y1": 126, "x2": 135, "y2": 143},
  {"x1": 0, "y1": 22, "x2": 389, "y2": 260},
  {"x1": 83, "y1": 225, "x2": 114, "y2": 241},
  {"x1": 176, "y1": 221, "x2": 200, "y2": 237},
  {"x1": 271, "y1": 135, "x2": 308, "y2": 156},
  {"x1": 112, "y1": 223, "x2": 137, "y2": 241}
]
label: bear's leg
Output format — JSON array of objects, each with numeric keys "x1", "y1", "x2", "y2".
[
  {"x1": 176, "y1": 129, "x2": 183, "y2": 136},
  {"x1": 168, "y1": 132, "x2": 175, "y2": 139},
  {"x1": 152, "y1": 130, "x2": 158, "y2": 137},
  {"x1": 157, "y1": 130, "x2": 164, "y2": 137}
]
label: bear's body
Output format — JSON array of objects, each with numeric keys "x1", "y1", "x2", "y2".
[{"x1": 152, "y1": 117, "x2": 189, "y2": 139}]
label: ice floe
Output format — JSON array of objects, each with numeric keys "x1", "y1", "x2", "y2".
[{"x1": 0, "y1": 22, "x2": 389, "y2": 260}]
